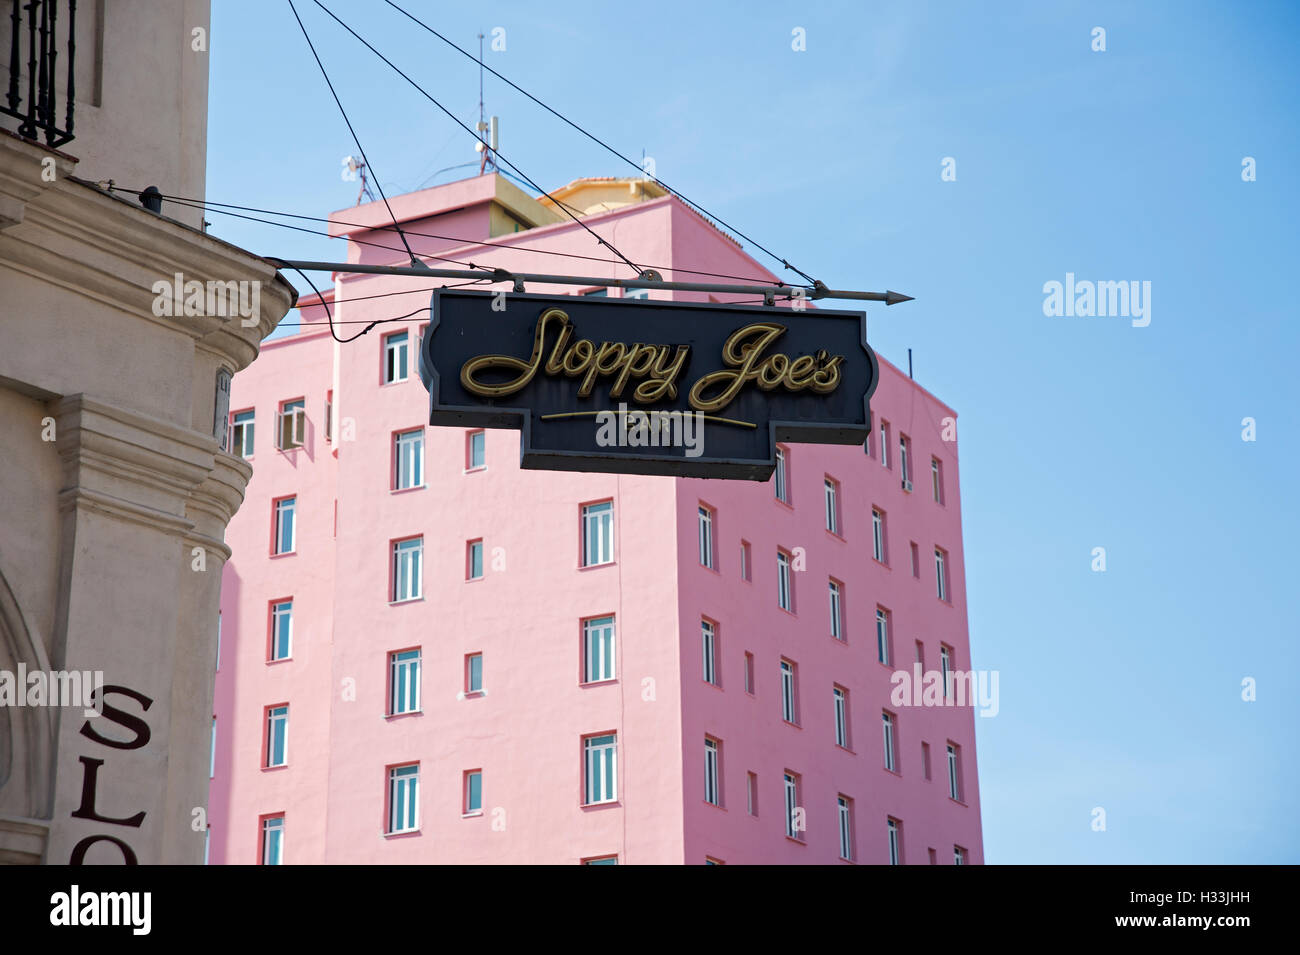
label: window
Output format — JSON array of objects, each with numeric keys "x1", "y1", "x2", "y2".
[
  {"x1": 269, "y1": 600, "x2": 292, "y2": 661},
  {"x1": 388, "y1": 764, "x2": 419, "y2": 833},
  {"x1": 704, "y1": 737, "x2": 721, "y2": 806},
  {"x1": 394, "y1": 429, "x2": 424, "y2": 490},
  {"x1": 887, "y1": 817, "x2": 902, "y2": 865},
  {"x1": 464, "y1": 770, "x2": 483, "y2": 814},
  {"x1": 324, "y1": 392, "x2": 332, "y2": 443},
  {"x1": 392, "y1": 537, "x2": 423, "y2": 602},
  {"x1": 941, "y1": 644, "x2": 953, "y2": 698},
  {"x1": 466, "y1": 653, "x2": 483, "y2": 693},
  {"x1": 743, "y1": 651, "x2": 755, "y2": 695},
  {"x1": 746, "y1": 772, "x2": 758, "y2": 816},
  {"x1": 209, "y1": 717, "x2": 216, "y2": 779},
  {"x1": 784, "y1": 772, "x2": 801, "y2": 839},
  {"x1": 216, "y1": 611, "x2": 221, "y2": 671},
  {"x1": 229, "y1": 409, "x2": 254, "y2": 458},
  {"x1": 879, "y1": 420, "x2": 890, "y2": 468},
  {"x1": 582, "y1": 288, "x2": 608, "y2": 297},
  {"x1": 910, "y1": 541, "x2": 920, "y2": 578},
  {"x1": 584, "y1": 734, "x2": 618, "y2": 805},
  {"x1": 871, "y1": 508, "x2": 885, "y2": 563},
  {"x1": 583, "y1": 855, "x2": 618, "y2": 865},
  {"x1": 261, "y1": 816, "x2": 284, "y2": 865},
  {"x1": 780, "y1": 659, "x2": 798, "y2": 724},
  {"x1": 838, "y1": 796, "x2": 854, "y2": 861},
  {"x1": 935, "y1": 547, "x2": 949, "y2": 601},
  {"x1": 265, "y1": 705, "x2": 288, "y2": 768},
  {"x1": 929, "y1": 847, "x2": 938, "y2": 865},
  {"x1": 204, "y1": 826, "x2": 211, "y2": 865},
  {"x1": 273, "y1": 497, "x2": 296, "y2": 555},
  {"x1": 824, "y1": 478, "x2": 840, "y2": 534},
  {"x1": 624, "y1": 288, "x2": 650, "y2": 300},
  {"x1": 276, "y1": 399, "x2": 305, "y2": 451},
  {"x1": 467, "y1": 429, "x2": 486, "y2": 469},
  {"x1": 882, "y1": 711, "x2": 897, "y2": 772},
  {"x1": 740, "y1": 540, "x2": 751, "y2": 581},
  {"x1": 774, "y1": 446, "x2": 789, "y2": 503},
  {"x1": 954, "y1": 845, "x2": 967, "y2": 865},
  {"x1": 947, "y1": 743, "x2": 962, "y2": 801},
  {"x1": 777, "y1": 550, "x2": 793, "y2": 612},
  {"x1": 582, "y1": 501, "x2": 614, "y2": 566},
  {"x1": 922, "y1": 741, "x2": 932, "y2": 780},
  {"x1": 383, "y1": 330, "x2": 409, "y2": 383},
  {"x1": 833, "y1": 686, "x2": 850, "y2": 748},
  {"x1": 899, "y1": 434, "x2": 912, "y2": 491},
  {"x1": 875, "y1": 607, "x2": 891, "y2": 665},
  {"x1": 932, "y1": 457, "x2": 944, "y2": 504},
  {"x1": 701, "y1": 619, "x2": 718, "y2": 686},
  {"x1": 467, "y1": 539, "x2": 484, "y2": 580},
  {"x1": 829, "y1": 580, "x2": 844, "y2": 640},
  {"x1": 389, "y1": 649, "x2": 421, "y2": 715},
  {"x1": 583, "y1": 616, "x2": 616, "y2": 683},
  {"x1": 698, "y1": 505, "x2": 715, "y2": 569}
]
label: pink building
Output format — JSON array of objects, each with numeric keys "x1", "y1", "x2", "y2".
[{"x1": 208, "y1": 174, "x2": 983, "y2": 865}]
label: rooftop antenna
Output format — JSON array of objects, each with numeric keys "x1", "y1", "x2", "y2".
[
  {"x1": 343, "y1": 155, "x2": 375, "y2": 206},
  {"x1": 474, "y1": 33, "x2": 499, "y2": 175}
]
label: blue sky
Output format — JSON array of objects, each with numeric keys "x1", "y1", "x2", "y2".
[{"x1": 207, "y1": 0, "x2": 1300, "y2": 863}]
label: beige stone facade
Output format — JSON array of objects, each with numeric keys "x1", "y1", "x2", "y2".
[{"x1": 0, "y1": 1, "x2": 293, "y2": 863}]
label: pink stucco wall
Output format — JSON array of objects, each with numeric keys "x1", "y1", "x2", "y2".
[{"x1": 210, "y1": 175, "x2": 982, "y2": 864}]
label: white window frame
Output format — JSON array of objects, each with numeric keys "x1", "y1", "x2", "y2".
[
  {"x1": 582, "y1": 501, "x2": 614, "y2": 567},
  {"x1": 954, "y1": 846, "x2": 966, "y2": 865},
  {"x1": 273, "y1": 497, "x2": 296, "y2": 555},
  {"x1": 879, "y1": 421, "x2": 890, "y2": 468},
  {"x1": 389, "y1": 649, "x2": 421, "y2": 715},
  {"x1": 266, "y1": 705, "x2": 288, "y2": 768},
  {"x1": 838, "y1": 797, "x2": 853, "y2": 861},
  {"x1": 747, "y1": 772, "x2": 757, "y2": 816},
  {"x1": 270, "y1": 600, "x2": 292, "y2": 661},
  {"x1": 465, "y1": 770, "x2": 483, "y2": 813},
  {"x1": 824, "y1": 478, "x2": 839, "y2": 534},
  {"x1": 383, "y1": 330, "x2": 410, "y2": 384},
  {"x1": 698, "y1": 505, "x2": 714, "y2": 569},
  {"x1": 261, "y1": 816, "x2": 284, "y2": 865},
  {"x1": 784, "y1": 773, "x2": 799, "y2": 838},
  {"x1": 932, "y1": 457, "x2": 943, "y2": 503},
  {"x1": 777, "y1": 551, "x2": 792, "y2": 611},
  {"x1": 935, "y1": 547, "x2": 948, "y2": 601},
  {"x1": 888, "y1": 818, "x2": 901, "y2": 865},
  {"x1": 394, "y1": 429, "x2": 424, "y2": 490},
  {"x1": 230, "y1": 409, "x2": 255, "y2": 458},
  {"x1": 882, "y1": 711, "x2": 896, "y2": 772},
  {"x1": 780, "y1": 660, "x2": 796, "y2": 724},
  {"x1": 584, "y1": 734, "x2": 618, "y2": 805},
  {"x1": 774, "y1": 446, "x2": 788, "y2": 503},
  {"x1": 468, "y1": 539, "x2": 484, "y2": 580},
  {"x1": 704, "y1": 738, "x2": 720, "y2": 806},
  {"x1": 209, "y1": 716, "x2": 216, "y2": 779},
  {"x1": 583, "y1": 616, "x2": 616, "y2": 684},
  {"x1": 276, "y1": 399, "x2": 305, "y2": 451},
  {"x1": 941, "y1": 644, "x2": 953, "y2": 699},
  {"x1": 833, "y1": 687, "x2": 848, "y2": 748},
  {"x1": 466, "y1": 653, "x2": 483, "y2": 693},
  {"x1": 701, "y1": 619, "x2": 717, "y2": 686},
  {"x1": 899, "y1": 435, "x2": 911, "y2": 491},
  {"x1": 829, "y1": 580, "x2": 843, "y2": 640},
  {"x1": 876, "y1": 608, "x2": 890, "y2": 665},
  {"x1": 948, "y1": 743, "x2": 961, "y2": 801},
  {"x1": 467, "y1": 429, "x2": 486, "y2": 469},
  {"x1": 392, "y1": 537, "x2": 423, "y2": 602},
  {"x1": 872, "y1": 508, "x2": 885, "y2": 562},
  {"x1": 388, "y1": 764, "x2": 419, "y2": 833}
]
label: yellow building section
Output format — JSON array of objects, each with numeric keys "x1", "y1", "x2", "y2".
[{"x1": 538, "y1": 177, "x2": 669, "y2": 218}]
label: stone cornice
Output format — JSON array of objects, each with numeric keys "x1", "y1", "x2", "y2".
[
  {"x1": 0, "y1": 132, "x2": 295, "y2": 377},
  {"x1": 53, "y1": 396, "x2": 216, "y2": 527}
]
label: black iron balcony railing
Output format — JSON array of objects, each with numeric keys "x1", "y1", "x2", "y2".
[{"x1": 2, "y1": 0, "x2": 76, "y2": 148}]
